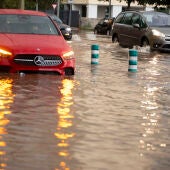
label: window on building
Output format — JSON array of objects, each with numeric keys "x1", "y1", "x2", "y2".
[{"x1": 82, "y1": 5, "x2": 86, "y2": 17}]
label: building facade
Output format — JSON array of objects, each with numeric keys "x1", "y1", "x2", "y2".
[{"x1": 60, "y1": 0, "x2": 154, "y2": 28}]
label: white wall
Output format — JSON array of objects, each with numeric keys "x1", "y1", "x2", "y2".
[
  {"x1": 112, "y1": 5, "x2": 122, "y2": 18},
  {"x1": 72, "y1": 4, "x2": 81, "y2": 15},
  {"x1": 145, "y1": 7, "x2": 154, "y2": 11},
  {"x1": 87, "y1": 4, "x2": 97, "y2": 18},
  {"x1": 72, "y1": 4, "x2": 81, "y2": 11},
  {"x1": 97, "y1": 6, "x2": 106, "y2": 18}
]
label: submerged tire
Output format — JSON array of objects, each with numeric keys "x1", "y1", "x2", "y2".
[
  {"x1": 112, "y1": 35, "x2": 119, "y2": 43},
  {"x1": 141, "y1": 38, "x2": 149, "y2": 47}
]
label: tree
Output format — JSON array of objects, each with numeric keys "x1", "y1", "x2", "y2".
[
  {"x1": 0, "y1": 0, "x2": 20, "y2": 8},
  {"x1": 123, "y1": 0, "x2": 135, "y2": 8},
  {"x1": 122, "y1": 0, "x2": 170, "y2": 8},
  {"x1": 0, "y1": 0, "x2": 55, "y2": 11},
  {"x1": 117, "y1": 0, "x2": 170, "y2": 9},
  {"x1": 137, "y1": 0, "x2": 170, "y2": 6}
]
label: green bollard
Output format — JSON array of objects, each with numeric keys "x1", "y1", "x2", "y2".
[
  {"x1": 128, "y1": 49, "x2": 138, "y2": 72},
  {"x1": 91, "y1": 44, "x2": 99, "y2": 64}
]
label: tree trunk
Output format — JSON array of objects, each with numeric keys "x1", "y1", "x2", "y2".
[
  {"x1": 128, "y1": 1, "x2": 131, "y2": 9},
  {"x1": 20, "y1": 0, "x2": 25, "y2": 9}
]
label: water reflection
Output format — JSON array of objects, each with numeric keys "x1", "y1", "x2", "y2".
[
  {"x1": 0, "y1": 78, "x2": 14, "y2": 169},
  {"x1": 0, "y1": 32, "x2": 168, "y2": 170},
  {"x1": 55, "y1": 78, "x2": 75, "y2": 170},
  {"x1": 140, "y1": 56, "x2": 167, "y2": 155}
]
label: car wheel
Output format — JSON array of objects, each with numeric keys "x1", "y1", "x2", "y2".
[
  {"x1": 112, "y1": 35, "x2": 119, "y2": 43},
  {"x1": 141, "y1": 38, "x2": 149, "y2": 47}
]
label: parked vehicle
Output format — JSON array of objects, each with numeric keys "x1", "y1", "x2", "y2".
[
  {"x1": 0, "y1": 9, "x2": 75, "y2": 75},
  {"x1": 112, "y1": 11, "x2": 170, "y2": 52},
  {"x1": 48, "y1": 14, "x2": 72, "y2": 40},
  {"x1": 94, "y1": 17, "x2": 114, "y2": 35}
]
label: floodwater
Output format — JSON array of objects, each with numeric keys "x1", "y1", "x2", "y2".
[{"x1": 0, "y1": 31, "x2": 169, "y2": 170}]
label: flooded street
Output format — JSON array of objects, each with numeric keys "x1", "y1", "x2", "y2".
[{"x1": 0, "y1": 31, "x2": 170, "y2": 170}]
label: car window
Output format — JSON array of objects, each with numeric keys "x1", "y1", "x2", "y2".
[
  {"x1": 143, "y1": 12, "x2": 170, "y2": 27},
  {"x1": 140, "y1": 17, "x2": 147, "y2": 28},
  {"x1": 0, "y1": 14, "x2": 60, "y2": 35},
  {"x1": 122, "y1": 12, "x2": 133, "y2": 25},
  {"x1": 115, "y1": 13, "x2": 124, "y2": 23},
  {"x1": 131, "y1": 13, "x2": 140, "y2": 25}
]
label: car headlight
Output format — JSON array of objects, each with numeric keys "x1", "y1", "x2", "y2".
[
  {"x1": 63, "y1": 51, "x2": 74, "y2": 60},
  {"x1": 0, "y1": 49, "x2": 12, "y2": 58},
  {"x1": 65, "y1": 27, "x2": 71, "y2": 32},
  {"x1": 152, "y1": 29, "x2": 165, "y2": 38}
]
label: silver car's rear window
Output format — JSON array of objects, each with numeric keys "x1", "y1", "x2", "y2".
[{"x1": 0, "y1": 14, "x2": 60, "y2": 35}]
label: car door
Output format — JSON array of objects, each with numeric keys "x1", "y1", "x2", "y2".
[
  {"x1": 118, "y1": 12, "x2": 134, "y2": 47},
  {"x1": 130, "y1": 13, "x2": 147, "y2": 46}
]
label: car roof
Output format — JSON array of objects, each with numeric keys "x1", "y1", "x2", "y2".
[
  {"x1": 120, "y1": 10, "x2": 142, "y2": 14},
  {"x1": 121, "y1": 10, "x2": 169, "y2": 16},
  {"x1": 141, "y1": 10, "x2": 169, "y2": 16},
  {"x1": 0, "y1": 9, "x2": 47, "y2": 16}
]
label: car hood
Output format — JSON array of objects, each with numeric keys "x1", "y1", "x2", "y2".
[
  {"x1": 151, "y1": 26, "x2": 170, "y2": 35},
  {"x1": 0, "y1": 34, "x2": 71, "y2": 55}
]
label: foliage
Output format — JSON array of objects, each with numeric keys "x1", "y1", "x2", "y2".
[
  {"x1": 138, "y1": 0, "x2": 170, "y2": 6},
  {"x1": 0, "y1": 0, "x2": 55, "y2": 11},
  {"x1": 0, "y1": 0, "x2": 20, "y2": 8},
  {"x1": 0, "y1": 0, "x2": 169, "y2": 10},
  {"x1": 98, "y1": 0, "x2": 170, "y2": 8},
  {"x1": 123, "y1": 0, "x2": 135, "y2": 8}
]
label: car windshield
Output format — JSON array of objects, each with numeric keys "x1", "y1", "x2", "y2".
[
  {"x1": 143, "y1": 12, "x2": 170, "y2": 27},
  {"x1": 0, "y1": 14, "x2": 59, "y2": 35}
]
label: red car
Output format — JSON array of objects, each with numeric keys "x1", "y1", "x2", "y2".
[{"x1": 0, "y1": 9, "x2": 75, "y2": 75}]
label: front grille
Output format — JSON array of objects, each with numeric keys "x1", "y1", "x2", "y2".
[
  {"x1": 165, "y1": 35, "x2": 170, "y2": 41},
  {"x1": 14, "y1": 54, "x2": 63, "y2": 66}
]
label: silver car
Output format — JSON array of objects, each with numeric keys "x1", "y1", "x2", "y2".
[{"x1": 112, "y1": 11, "x2": 170, "y2": 52}]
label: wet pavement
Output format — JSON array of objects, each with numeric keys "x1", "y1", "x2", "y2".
[{"x1": 0, "y1": 30, "x2": 169, "y2": 170}]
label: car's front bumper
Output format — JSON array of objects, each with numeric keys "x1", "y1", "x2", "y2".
[{"x1": 151, "y1": 36, "x2": 170, "y2": 52}]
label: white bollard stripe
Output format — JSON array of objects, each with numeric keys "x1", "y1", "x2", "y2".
[
  {"x1": 128, "y1": 65, "x2": 137, "y2": 69},
  {"x1": 92, "y1": 50, "x2": 99, "y2": 54},
  {"x1": 91, "y1": 58, "x2": 99, "y2": 62},
  {"x1": 129, "y1": 56, "x2": 138, "y2": 61}
]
